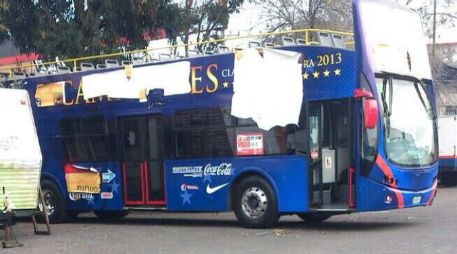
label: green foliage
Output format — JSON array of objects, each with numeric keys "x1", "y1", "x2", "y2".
[
  {"x1": 174, "y1": 0, "x2": 245, "y2": 53},
  {"x1": 0, "y1": 0, "x2": 177, "y2": 60}
]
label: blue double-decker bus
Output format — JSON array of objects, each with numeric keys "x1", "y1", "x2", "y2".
[{"x1": 5, "y1": 0, "x2": 437, "y2": 228}]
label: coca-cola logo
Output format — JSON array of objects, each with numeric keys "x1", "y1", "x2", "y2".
[{"x1": 203, "y1": 163, "x2": 232, "y2": 176}]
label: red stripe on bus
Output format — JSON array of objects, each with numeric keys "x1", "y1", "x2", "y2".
[
  {"x1": 376, "y1": 155, "x2": 404, "y2": 208},
  {"x1": 426, "y1": 181, "x2": 438, "y2": 206},
  {"x1": 439, "y1": 155, "x2": 457, "y2": 159},
  {"x1": 376, "y1": 155, "x2": 396, "y2": 187},
  {"x1": 392, "y1": 189, "x2": 404, "y2": 208}
]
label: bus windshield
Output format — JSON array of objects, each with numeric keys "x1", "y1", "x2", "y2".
[{"x1": 376, "y1": 76, "x2": 437, "y2": 167}]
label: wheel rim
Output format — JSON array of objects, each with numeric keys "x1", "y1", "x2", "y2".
[
  {"x1": 241, "y1": 187, "x2": 268, "y2": 219},
  {"x1": 43, "y1": 189, "x2": 56, "y2": 217}
]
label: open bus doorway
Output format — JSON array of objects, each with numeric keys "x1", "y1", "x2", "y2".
[
  {"x1": 308, "y1": 99, "x2": 353, "y2": 210},
  {"x1": 120, "y1": 115, "x2": 166, "y2": 206}
]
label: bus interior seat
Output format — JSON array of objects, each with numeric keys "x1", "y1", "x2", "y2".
[
  {"x1": 281, "y1": 36, "x2": 296, "y2": 46},
  {"x1": 248, "y1": 41, "x2": 261, "y2": 48},
  {"x1": 296, "y1": 39, "x2": 306, "y2": 45},
  {"x1": 80, "y1": 62, "x2": 95, "y2": 71},
  {"x1": 159, "y1": 53, "x2": 171, "y2": 61},
  {"x1": 132, "y1": 56, "x2": 146, "y2": 65},
  {"x1": 187, "y1": 49, "x2": 201, "y2": 57},
  {"x1": 217, "y1": 45, "x2": 230, "y2": 53},
  {"x1": 204, "y1": 50, "x2": 214, "y2": 55},
  {"x1": 0, "y1": 74, "x2": 8, "y2": 82},
  {"x1": 121, "y1": 60, "x2": 132, "y2": 66},
  {"x1": 316, "y1": 32, "x2": 334, "y2": 47},
  {"x1": 57, "y1": 66, "x2": 71, "y2": 74},
  {"x1": 263, "y1": 42, "x2": 275, "y2": 48},
  {"x1": 105, "y1": 59, "x2": 120, "y2": 68},
  {"x1": 12, "y1": 71, "x2": 27, "y2": 80},
  {"x1": 331, "y1": 34, "x2": 347, "y2": 49},
  {"x1": 9, "y1": 81, "x2": 23, "y2": 89},
  {"x1": 96, "y1": 64, "x2": 107, "y2": 69}
]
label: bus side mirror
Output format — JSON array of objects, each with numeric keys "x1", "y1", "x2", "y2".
[{"x1": 364, "y1": 99, "x2": 378, "y2": 129}]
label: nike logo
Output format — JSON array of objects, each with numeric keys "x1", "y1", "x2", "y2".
[{"x1": 206, "y1": 183, "x2": 229, "y2": 194}]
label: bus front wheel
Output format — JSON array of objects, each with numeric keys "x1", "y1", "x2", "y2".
[
  {"x1": 41, "y1": 180, "x2": 66, "y2": 223},
  {"x1": 234, "y1": 176, "x2": 279, "y2": 228}
]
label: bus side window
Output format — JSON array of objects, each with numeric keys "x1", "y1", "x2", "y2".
[
  {"x1": 361, "y1": 74, "x2": 378, "y2": 176},
  {"x1": 59, "y1": 116, "x2": 111, "y2": 162},
  {"x1": 174, "y1": 108, "x2": 233, "y2": 159}
]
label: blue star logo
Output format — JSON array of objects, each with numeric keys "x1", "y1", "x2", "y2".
[
  {"x1": 203, "y1": 174, "x2": 212, "y2": 183},
  {"x1": 110, "y1": 181, "x2": 120, "y2": 194},
  {"x1": 87, "y1": 198, "x2": 95, "y2": 206},
  {"x1": 180, "y1": 191, "x2": 192, "y2": 205}
]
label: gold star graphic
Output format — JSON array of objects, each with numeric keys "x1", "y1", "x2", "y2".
[
  {"x1": 303, "y1": 72, "x2": 309, "y2": 80},
  {"x1": 334, "y1": 68, "x2": 342, "y2": 76},
  {"x1": 323, "y1": 70, "x2": 330, "y2": 77},
  {"x1": 313, "y1": 71, "x2": 320, "y2": 79},
  {"x1": 223, "y1": 81, "x2": 229, "y2": 88}
]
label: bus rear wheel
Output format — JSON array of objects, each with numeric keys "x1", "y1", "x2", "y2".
[
  {"x1": 41, "y1": 180, "x2": 66, "y2": 223},
  {"x1": 234, "y1": 176, "x2": 279, "y2": 228},
  {"x1": 297, "y1": 213, "x2": 332, "y2": 223}
]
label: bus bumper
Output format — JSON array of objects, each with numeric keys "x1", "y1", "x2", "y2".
[{"x1": 356, "y1": 176, "x2": 438, "y2": 212}]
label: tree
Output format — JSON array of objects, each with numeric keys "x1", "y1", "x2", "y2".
[
  {"x1": 0, "y1": 0, "x2": 177, "y2": 60},
  {"x1": 0, "y1": 0, "x2": 8, "y2": 42},
  {"x1": 172, "y1": 0, "x2": 245, "y2": 54},
  {"x1": 398, "y1": 0, "x2": 457, "y2": 38},
  {"x1": 253, "y1": 0, "x2": 352, "y2": 33}
]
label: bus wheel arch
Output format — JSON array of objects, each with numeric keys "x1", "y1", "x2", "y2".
[
  {"x1": 40, "y1": 177, "x2": 67, "y2": 223},
  {"x1": 230, "y1": 172, "x2": 280, "y2": 228}
]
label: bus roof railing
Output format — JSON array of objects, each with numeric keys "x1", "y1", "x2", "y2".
[{"x1": 0, "y1": 28, "x2": 354, "y2": 81}]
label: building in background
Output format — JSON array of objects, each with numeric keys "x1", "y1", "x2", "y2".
[{"x1": 0, "y1": 40, "x2": 39, "y2": 77}]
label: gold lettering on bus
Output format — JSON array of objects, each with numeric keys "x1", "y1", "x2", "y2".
[
  {"x1": 191, "y1": 66, "x2": 204, "y2": 94},
  {"x1": 206, "y1": 64, "x2": 219, "y2": 93}
]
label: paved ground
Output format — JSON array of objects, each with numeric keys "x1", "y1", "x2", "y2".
[{"x1": 2, "y1": 187, "x2": 457, "y2": 254}]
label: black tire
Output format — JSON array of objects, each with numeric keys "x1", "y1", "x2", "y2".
[
  {"x1": 94, "y1": 210, "x2": 129, "y2": 220},
  {"x1": 41, "y1": 180, "x2": 66, "y2": 223},
  {"x1": 297, "y1": 213, "x2": 332, "y2": 223},
  {"x1": 234, "y1": 176, "x2": 279, "y2": 228}
]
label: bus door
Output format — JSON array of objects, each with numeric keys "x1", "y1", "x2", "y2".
[
  {"x1": 120, "y1": 115, "x2": 166, "y2": 206},
  {"x1": 308, "y1": 100, "x2": 352, "y2": 210}
]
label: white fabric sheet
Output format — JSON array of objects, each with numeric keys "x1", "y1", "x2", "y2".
[
  {"x1": 82, "y1": 61, "x2": 191, "y2": 100},
  {"x1": 359, "y1": 0, "x2": 432, "y2": 80},
  {"x1": 231, "y1": 48, "x2": 303, "y2": 130}
]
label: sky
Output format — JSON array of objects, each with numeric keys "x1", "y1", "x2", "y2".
[{"x1": 226, "y1": 1, "x2": 457, "y2": 43}]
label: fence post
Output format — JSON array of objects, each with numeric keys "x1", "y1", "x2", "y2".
[{"x1": 305, "y1": 30, "x2": 309, "y2": 45}]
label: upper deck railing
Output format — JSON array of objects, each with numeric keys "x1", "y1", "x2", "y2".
[{"x1": 0, "y1": 28, "x2": 353, "y2": 86}]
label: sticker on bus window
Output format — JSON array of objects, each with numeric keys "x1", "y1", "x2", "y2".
[{"x1": 236, "y1": 133, "x2": 264, "y2": 156}]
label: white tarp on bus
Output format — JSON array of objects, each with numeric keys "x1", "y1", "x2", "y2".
[
  {"x1": 82, "y1": 61, "x2": 191, "y2": 99},
  {"x1": 359, "y1": 0, "x2": 432, "y2": 80},
  {"x1": 0, "y1": 88, "x2": 42, "y2": 210},
  {"x1": 232, "y1": 48, "x2": 303, "y2": 130}
]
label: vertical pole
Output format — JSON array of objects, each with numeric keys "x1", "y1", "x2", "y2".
[
  {"x1": 305, "y1": 30, "x2": 309, "y2": 45},
  {"x1": 432, "y1": 0, "x2": 437, "y2": 57},
  {"x1": 73, "y1": 60, "x2": 77, "y2": 72}
]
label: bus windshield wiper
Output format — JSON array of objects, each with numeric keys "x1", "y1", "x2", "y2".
[
  {"x1": 381, "y1": 77, "x2": 392, "y2": 137},
  {"x1": 414, "y1": 81, "x2": 433, "y2": 119}
]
